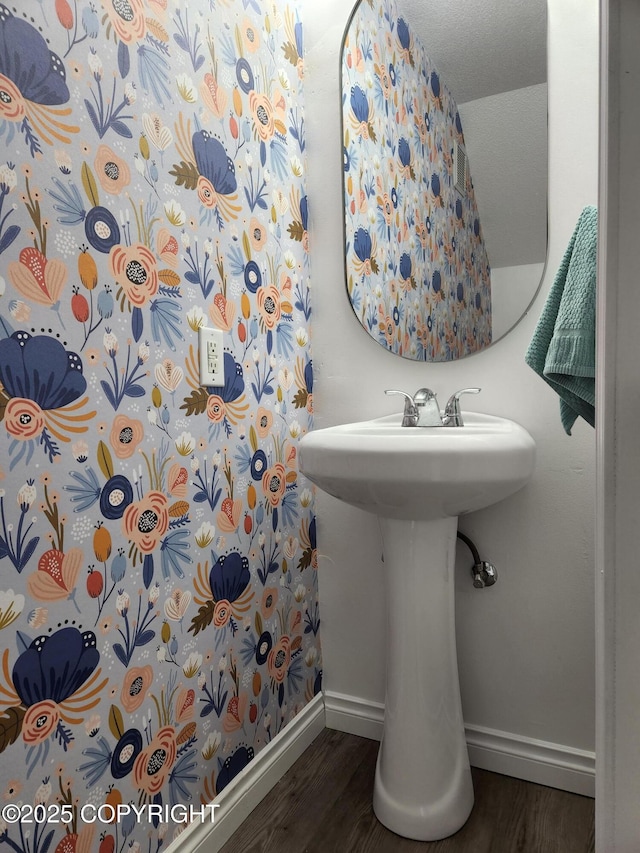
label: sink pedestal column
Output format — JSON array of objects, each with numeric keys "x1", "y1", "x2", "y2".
[{"x1": 373, "y1": 515, "x2": 474, "y2": 841}]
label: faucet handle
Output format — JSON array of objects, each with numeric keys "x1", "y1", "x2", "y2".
[
  {"x1": 385, "y1": 389, "x2": 418, "y2": 427},
  {"x1": 443, "y1": 387, "x2": 481, "y2": 427}
]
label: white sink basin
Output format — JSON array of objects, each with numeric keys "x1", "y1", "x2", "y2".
[
  {"x1": 299, "y1": 411, "x2": 536, "y2": 520},
  {"x1": 299, "y1": 410, "x2": 536, "y2": 841}
]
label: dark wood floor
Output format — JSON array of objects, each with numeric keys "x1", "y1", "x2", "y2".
[{"x1": 220, "y1": 729, "x2": 595, "y2": 853}]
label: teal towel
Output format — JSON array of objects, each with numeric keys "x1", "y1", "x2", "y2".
[{"x1": 525, "y1": 206, "x2": 597, "y2": 435}]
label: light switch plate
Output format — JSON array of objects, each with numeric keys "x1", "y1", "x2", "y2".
[{"x1": 198, "y1": 327, "x2": 224, "y2": 386}]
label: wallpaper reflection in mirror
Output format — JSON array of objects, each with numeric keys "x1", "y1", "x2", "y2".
[{"x1": 342, "y1": 0, "x2": 492, "y2": 360}]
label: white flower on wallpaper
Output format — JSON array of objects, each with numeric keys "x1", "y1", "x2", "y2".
[{"x1": 0, "y1": 1, "x2": 319, "y2": 850}]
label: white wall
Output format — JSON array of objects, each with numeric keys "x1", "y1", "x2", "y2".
[
  {"x1": 491, "y1": 262, "x2": 546, "y2": 339},
  {"x1": 305, "y1": 0, "x2": 598, "y2": 771}
]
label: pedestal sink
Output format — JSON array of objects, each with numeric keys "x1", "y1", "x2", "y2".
[{"x1": 299, "y1": 411, "x2": 536, "y2": 840}]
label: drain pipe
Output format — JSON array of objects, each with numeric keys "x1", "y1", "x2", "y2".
[{"x1": 457, "y1": 531, "x2": 497, "y2": 589}]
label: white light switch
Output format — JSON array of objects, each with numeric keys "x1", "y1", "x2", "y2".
[{"x1": 198, "y1": 327, "x2": 224, "y2": 386}]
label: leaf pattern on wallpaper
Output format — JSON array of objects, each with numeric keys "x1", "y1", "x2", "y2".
[
  {"x1": 0, "y1": 0, "x2": 319, "y2": 850},
  {"x1": 342, "y1": 0, "x2": 493, "y2": 361}
]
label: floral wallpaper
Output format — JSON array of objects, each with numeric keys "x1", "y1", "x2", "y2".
[
  {"x1": 342, "y1": 0, "x2": 492, "y2": 361},
  {"x1": 0, "y1": 0, "x2": 319, "y2": 850}
]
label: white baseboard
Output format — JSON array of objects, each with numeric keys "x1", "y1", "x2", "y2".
[
  {"x1": 164, "y1": 693, "x2": 325, "y2": 853},
  {"x1": 324, "y1": 690, "x2": 595, "y2": 798}
]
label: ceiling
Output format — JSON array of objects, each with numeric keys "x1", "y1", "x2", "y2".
[{"x1": 397, "y1": 0, "x2": 547, "y2": 105}]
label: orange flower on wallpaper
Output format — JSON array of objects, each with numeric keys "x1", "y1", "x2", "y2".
[
  {"x1": 377, "y1": 192, "x2": 393, "y2": 226},
  {"x1": 279, "y1": 273, "x2": 293, "y2": 314},
  {"x1": 175, "y1": 687, "x2": 195, "y2": 723},
  {"x1": 3, "y1": 399, "x2": 46, "y2": 441},
  {"x1": 156, "y1": 227, "x2": 179, "y2": 269},
  {"x1": 109, "y1": 414, "x2": 144, "y2": 459},
  {"x1": 415, "y1": 221, "x2": 429, "y2": 250},
  {"x1": 94, "y1": 145, "x2": 131, "y2": 194},
  {"x1": 257, "y1": 285, "x2": 281, "y2": 330},
  {"x1": 132, "y1": 726, "x2": 176, "y2": 796},
  {"x1": 8, "y1": 248, "x2": 67, "y2": 307},
  {"x1": 378, "y1": 308, "x2": 395, "y2": 348},
  {"x1": 27, "y1": 548, "x2": 83, "y2": 602},
  {"x1": 100, "y1": 0, "x2": 146, "y2": 43},
  {"x1": 209, "y1": 293, "x2": 236, "y2": 332},
  {"x1": 374, "y1": 62, "x2": 392, "y2": 100},
  {"x1": 249, "y1": 90, "x2": 286, "y2": 142},
  {"x1": 217, "y1": 497, "x2": 242, "y2": 533},
  {"x1": 109, "y1": 243, "x2": 159, "y2": 308},
  {"x1": 200, "y1": 72, "x2": 228, "y2": 119},
  {"x1": 414, "y1": 107, "x2": 428, "y2": 145},
  {"x1": 267, "y1": 635, "x2": 291, "y2": 684},
  {"x1": 223, "y1": 693, "x2": 247, "y2": 733},
  {"x1": 261, "y1": 463, "x2": 286, "y2": 508},
  {"x1": 0, "y1": 75, "x2": 26, "y2": 123},
  {"x1": 261, "y1": 587, "x2": 278, "y2": 619},
  {"x1": 196, "y1": 175, "x2": 219, "y2": 210},
  {"x1": 22, "y1": 700, "x2": 60, "y2": 745},
  {"x1": 248, "y1": 218, "x2": 266, "y2": 252},
  {"x1": 240, "y1": 17, "x2": 260, "y2": 53},
  {"x1": 213, "y1": 599, "x2": 231, "y2": 628},
  {"x1": 206, "y1": 394, "x2": 226, "y2": 423},
  {"x1": 122, "y1": 492, "x2": 169, "y2": 554},
  {"x1": 255, "y1": 406, "x2": 272, "y2": 439},
  {"x1": 121, "y1": 665, "x2": 154, "y2": 713},
  {"x1": 167, "y1": 463, "x2": 188, "y2": 498}
]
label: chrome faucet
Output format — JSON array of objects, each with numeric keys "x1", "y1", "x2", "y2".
[{"x1": 385, "y1": 387, "x2": 481, "y2": 427}]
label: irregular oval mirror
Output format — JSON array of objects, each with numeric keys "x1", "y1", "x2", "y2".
[{"x1": 341, "y1": 0, "x2": 547, "y2": 361}]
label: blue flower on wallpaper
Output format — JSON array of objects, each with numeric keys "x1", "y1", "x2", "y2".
[
  {"x1": 192, "y1": 131, "x2": 238, "y2": 196},
  {"x1": 12, "y1": 627, "x2": 99, "y2": 706},
  {"x1": 0, "y1": 332, "x2": 94, "y2": 464},
  {"x1": 354, "y1": 228, "x2": 373, "y2": 264},
  {"x1": 0, "y1": 4, "x2": 77, "y2": 155},
  {"x1": 236, "y1": 57, "x2": 255, "y2": 93},
  {"x1": 350, "y1": 85, "x2": 372, "y2": 125},
  {"x1": 188, "y1": 550, "x2": 253, "y2": 637},
  {"x1": 216, "y1": 745, "x2": 255, "y2": 794},
  {"x1": 398, "y1": 137, "x2": 411, "y2": 168},
  {"x1": 397, "y1": 18, "x2": 411, "y2": 51},
  {"x1": 244, "y1": 260, "x2": 263, "y2": 292},
  {"x1": 0, "y1": 332, "x2": 85, "y2": 408},
  {"x1": 430, "y1": 173, "x2": 441, "y2": 202},
  {"x1": 100, "y1": 474, "x2": 134, "y2": 520},
  {"x1": 399, "y1": 253, "x2": 415, "y2": 289},
  {"x1": 300, "y1": 195, "x2": 309, "y2": 231},
  {"x1": 111, "y1": 728, "x2": 143, "y2": 779},
  {"x1": 304, "y1": 360, "x2": 313, "y2": 399},
  {"x1": 430, "y1": 70, "x2": 441, "y2": 101},
  {"x1": 84, "y1": 206, "x2": 121, "y2": 254},
  {"x1": 0, "y1": 627, "x2": 107, "y2": 771},
  {"x1": 209, "y1": 552, "x2": 251, "y2": 603},
  {"x1": 353, "y1": 227, "x2": 378, "y2": 278},
  {"x1": 191, "y1": 130, "x2": 240, "y2": 228}
]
